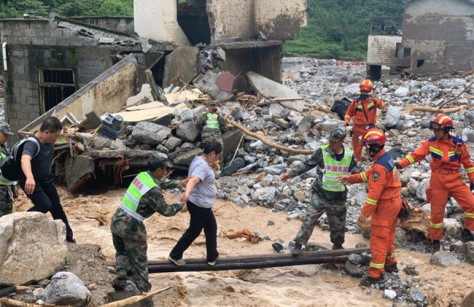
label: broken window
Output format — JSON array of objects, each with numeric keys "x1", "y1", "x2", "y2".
[{"x1": 38, "y1": 68, "x2": 76, "y2": 114}]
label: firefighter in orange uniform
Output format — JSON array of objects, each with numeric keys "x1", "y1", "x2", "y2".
[
  {"x1": 338, "y1": 128, "x2": 401, "y2": 286},
  {"x1": 344, "y1": 79, "x2": 386, "y2": 162},
  {"x1": 395, "y1": 114, "x2": 474, "y2": 252}
]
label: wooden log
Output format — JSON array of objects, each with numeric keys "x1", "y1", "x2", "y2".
[
  {"x1": 101, "y1": 286, "x2": 172, "y2": 307},
  {"x1": 405, "y1": 105, "x2": 468, "y2": 114},
  {"x1": 0, "y1": 298, "x2": 65, "y2": 307},
  {"x1": 226, "y1": 119, "x2": 313, "y2": 155},
  {"x1": 148, "y1": 247, "x2": 370, "y2": 273}
]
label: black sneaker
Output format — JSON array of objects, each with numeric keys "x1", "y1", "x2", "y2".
[
  {"x1": 332, "y1": 244, "x2": 344, "y2": 250},
  {"x1": 385, "y1": 264, "x2": 398, "y2": 273},
  {"x1": 431, "y1": 240, "x2": 440, "y2": 253},
  {"x1": 460, "y1": 228, "x2": 474, "y2": 242},
  {"x1": 291, "y1": 242, "x2": 303, "y2": 257},
  {"x1": 112, "y1": 277, "x2": 127, "y2": 291},
  {"x1": 67, "y1": 238, "x2": 76, "y2": 244},
  {"x1": 208, "y1": 254, "x2": 220, "y2": 266},
  {"x1": 359, "y1": 273, "x2": 386, "y2": 287}
]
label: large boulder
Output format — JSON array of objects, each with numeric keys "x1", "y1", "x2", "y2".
[{"x1": 0, "y1": 212, "x2": 67, "y2": 284}]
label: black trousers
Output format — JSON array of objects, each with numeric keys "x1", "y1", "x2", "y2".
[
  {"x1": 170, "y1": 200, "x2": 218, "y2": 262},
  {"x1": 19, "y1": 174, "x2": 74, "y2": 242}
]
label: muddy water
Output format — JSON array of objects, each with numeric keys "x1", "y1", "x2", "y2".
[{"x1": 14, "y1": 188, "x2": 472, "y2": 306}]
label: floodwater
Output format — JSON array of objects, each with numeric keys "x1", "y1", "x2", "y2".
[{"x1": 14, "y1": 188, "x2": 473, "y2": 306}]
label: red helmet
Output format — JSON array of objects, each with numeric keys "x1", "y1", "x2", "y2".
[
  {"x1": 359, "y1": 79, "x2": 373, "y2": 92},
  {"x1": 361, "y1": 128, "x2": 386, "y2": 147},
  {"x1": 430, "y1": 114, "x2": 454, "y2": 130}
]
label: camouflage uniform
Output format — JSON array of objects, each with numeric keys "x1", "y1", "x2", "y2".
[
  {"x1": 0, "y1": 144, "x2": 14, "y2": 218},
  {"x1": 291, "y1": 145, "x2": 359, "y2": 247},
  {"x1": 196, "y1": 112, "x2": 227, "y2": 148},
  {"x1": 110, "y1": 175, "x2": 183, "y2": 293}
]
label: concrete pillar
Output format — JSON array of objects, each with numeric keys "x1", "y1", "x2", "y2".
[{"x1": 133, "y1": 0, "x2": 190, "y2": 45}]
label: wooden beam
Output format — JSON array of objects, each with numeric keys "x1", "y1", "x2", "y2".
[{"x1": 148, "y1": 247, "x2": 370, "y2": 273}]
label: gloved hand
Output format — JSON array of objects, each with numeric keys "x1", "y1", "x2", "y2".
[
  {"x1": 395, "y1": 162, "x2": 401, "y2": 170},
  {"x1": 470, "y1": 182, "x2": 474, "y2": 192},
  {"x1": 344, "y1": 121, "x2": 350, "y2": 127}
]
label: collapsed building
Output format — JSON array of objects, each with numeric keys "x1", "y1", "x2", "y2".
[
  {"x1": 0, "y1": 0, "x2": 307, "y2": 191},
  {"x1": 367, "y1": 0, "x2": 474, "y2": 79}
]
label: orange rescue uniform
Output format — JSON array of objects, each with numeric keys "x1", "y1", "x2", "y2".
[
  {"x1": 398, "y1": 136, "x2": 474, "y2": 240},
  {"x1": 348, "y1": 149, "x2": 401, "y2": 279},
  {"x1": 344, "y1": 95, "x2": 385, "y2": 161}
]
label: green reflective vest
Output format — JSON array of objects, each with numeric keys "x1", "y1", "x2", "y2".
[
  {"x1": 204, "y1": 113, "x2": 219, "y2": 129},
  {"x1": 322, "y1": 145, "x2": 353, "y2": 192},
  {"x1": 0, "y1": 151, "x2": 14, "y2": 186},
  {"x1": 120, "y1": 171, "x2": 157, "y2": 221}
]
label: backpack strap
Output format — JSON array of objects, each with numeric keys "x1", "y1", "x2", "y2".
[
  {"x1": 26, "y1": 136, "x2": 41, "y2": 158},
  {"x1": 12, "y1": 136, "x2": 40, "y2": 161}
]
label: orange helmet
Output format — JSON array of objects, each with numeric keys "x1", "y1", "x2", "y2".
[
  {"x1": 430, "y1": 114, "x2": 454, "y2": 130},
  {"x1": 359, "y1": 79, "x2": 373, "y2": 92},
  {"x1": 361, "y1": 128, "x2": 387, "y2": 147}
]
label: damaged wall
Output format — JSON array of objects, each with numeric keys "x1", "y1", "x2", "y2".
[
  {"x1": 134, "y1": 0, "x2": 190, "y2": 45},
  {"x1": 207, "y1": 0, "x2": 307, "y2": 42},
  {"x1": 367, "y1": 35, "x2": 404, "y2": 65},
  {"x1": 254, "y1": 0, "x2": 307, "y2": 41},
  {"x1": 21, "y1": 55, "x2": 138, "y2": 134},
  {"x1": 402, "y1": 0, "x2": 474, "y2": 73},
  {"x1": 0, "y1": 19, "x2": 141, "y2": 141}
]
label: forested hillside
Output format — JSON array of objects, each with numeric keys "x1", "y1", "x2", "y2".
[
  {"x1": 1, "y1": 0, "x2": 406, "y2": 60},
  {"x1": 284, "y1": 0, "x2": 407, "y2": 60}
]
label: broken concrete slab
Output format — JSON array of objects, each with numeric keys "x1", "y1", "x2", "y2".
[
  {"x1": 165, "y1": 88, "x2": 203, "y2": 105},
  {"x1": 223, "y1": 129, "x2": 243, "y2": 158},
  {"x1": 126, "y1": 83, "x2": 153, "y2": 106},
  {"x1": 111, "y1": 102, "x2": 187, "y2": 122},
  {"x1": 171, "y1": 148, "x2": 202, "y2": 166},
  {"x1": 193, "y1": 69, "x2": 231, "y2": 100},
  {"x1": 0, "y1": 212, "x2": 67, "y2": 285},
  {"x1": 65, "y1": 155, "x2": 95, "y2": 191},
  {"x1": 162, "y1": 45, "x2": 200, "y2": 88},
  {"x1": 246, "y1": 71, "x2": 305, "y2": 112},
  {"x1": 81, "y1": 111, "x2": 102, "y2": 130}
]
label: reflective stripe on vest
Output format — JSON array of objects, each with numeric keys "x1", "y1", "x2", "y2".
[
  {"x1": 120, "y1": 172, "x2": 157, "y2": 221},
  {"x1": 0, "y1": 152, "x2": 14, "y2": 186},
  {"x1": 322, "y1": 145, "x2": 353, "y2": 192},
  {"x1": 204, "y1": 113, "x2": 219, "y2": 129}
]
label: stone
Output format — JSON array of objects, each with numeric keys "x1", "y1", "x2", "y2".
[
  {"x1": 403, "y1": 264, "x2": 419, "y2": 275},
  {"x1": 175, "y1": 121, "x2": 200, "y2": 142},
  {"x1": 347, "y1": 254, "x2": 362, "y2": 265},
  {"x1": 344, "y1": 261, "x2": 363, "y2": 277},
  {"x1": 0, "y1": 212, "x2": 67, "y2": 284},
  {"x1": 416, "y1": 178, "x2": 430, "y2": 201},
  {"x1": 164, "y1": 136, "x2": 182, "y2": 151},
  {"x1": 45, "y1": 272, "x2": 91, "y2": 306},
  {"x1": 443, "y1": 218, "x2": 461, "y2": 237},
  {"x1": 385, "y1": 106, "x2": 401, "y2": 128},
  {"x1": 132, "y1": 122, "x2": 171, "y2": 145},
  {"x1": 463, "y1": 242, "x2": 474, "y2": 265},
  {"x1": 383, "y1": 289, "x2": 397, "y2": 300},
  {"x1": 461, "y1": 290, "x2": 474, "y2": 307},
  {"x1": 430, "y1": 251, "x2": 461, "y2": 267},
  {"x1": 410, "y1": 288, "x2": 425, "y2": 303},
  {"x1": 293, "y1": 190, "x2": 306, "y2": 202}
]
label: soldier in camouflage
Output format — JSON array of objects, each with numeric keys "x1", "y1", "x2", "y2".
[
  {"x1": 281, "y1": 126, "x2": 359, "y2": 255},
  {"x1": 196, "y1": 101, "x2": 227, "y2": 150},
  {"x1": 0, "y1": 121, "x2": 18, "y2": 218},
  {"x1": 110, "y1": 153, "x2": 184, "y2": 293}
]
